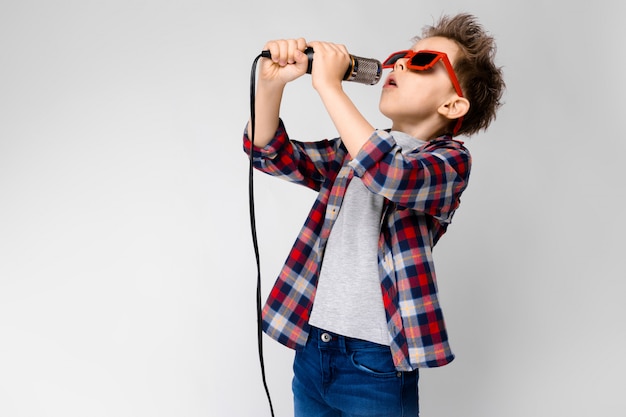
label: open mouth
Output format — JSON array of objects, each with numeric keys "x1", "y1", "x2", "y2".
[{"x1": 384, "y1": 75, "x2": 397, "y2": 87}]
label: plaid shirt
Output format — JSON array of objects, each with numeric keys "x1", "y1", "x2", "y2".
[{"x1": 243, "y1": 120, "x2": 471, "y2": 371}]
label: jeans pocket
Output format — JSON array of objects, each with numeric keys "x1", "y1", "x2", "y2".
[{"x1": 349, "y1": 349, "x2": 399, "y2": 378}]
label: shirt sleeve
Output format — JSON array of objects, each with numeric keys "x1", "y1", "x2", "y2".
[
  {"x1": 243, "y1": 119, "x2": 346, "y2": 192},
  {"x1": 349, "y1": 129, "x2": 471, "y2": 223}
]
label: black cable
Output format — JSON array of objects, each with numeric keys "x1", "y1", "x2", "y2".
[{"x1": 249, "y1": 53, "x2": 275, "y2": 417}]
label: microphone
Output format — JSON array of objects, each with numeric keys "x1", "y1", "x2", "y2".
[{"x1": 260, "y1": 46, "x2": 382, "y2": 85}]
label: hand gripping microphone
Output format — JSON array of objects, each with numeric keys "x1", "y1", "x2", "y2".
[{"x1": 260, "y1": 46, "x2": 382, "y2": 85}]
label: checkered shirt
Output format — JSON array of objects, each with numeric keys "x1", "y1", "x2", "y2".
[{"x1": 243, "y1": 120, "x2": 471, "y2": 371}]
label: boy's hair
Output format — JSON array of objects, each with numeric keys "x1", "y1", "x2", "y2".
[{"x1": 417, "y1": 13, "x2": 505, "y2": 136}]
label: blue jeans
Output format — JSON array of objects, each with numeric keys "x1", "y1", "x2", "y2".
[{"x1": 292, "y1": 327, "x2": 419, "y2": 417}]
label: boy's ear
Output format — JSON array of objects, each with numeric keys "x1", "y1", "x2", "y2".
[{"x1": 438, "y1": 96, "x2": 470, "y2": 121}]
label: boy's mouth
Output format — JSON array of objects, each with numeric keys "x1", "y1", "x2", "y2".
[{"x1": 384, "y1": 75, "x2": 397, "y2": 88}]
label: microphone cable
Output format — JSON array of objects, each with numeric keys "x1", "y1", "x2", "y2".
[{"x1": 248, "y1": 52, "x2": 276, "y2": 417}]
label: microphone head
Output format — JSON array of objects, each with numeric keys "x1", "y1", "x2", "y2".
[{"x1": 344, "y1": 55, "x2": 382, "y2": 85}]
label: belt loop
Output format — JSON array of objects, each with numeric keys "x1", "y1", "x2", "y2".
[{"x1": 339, "y1": 334, "x2": 347, "y2": 354}]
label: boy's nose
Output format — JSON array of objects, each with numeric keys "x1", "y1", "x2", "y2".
[{"x1": 394, "y1": 58, "x2": 407, "y2": 71}]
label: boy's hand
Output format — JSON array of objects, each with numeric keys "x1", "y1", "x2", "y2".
[
  {"x1": 260, "y1": 38, "x2": 309, "y2": 86},
  {"x1": 307, "y1": 41, "x2": 351, "y2": 92}
]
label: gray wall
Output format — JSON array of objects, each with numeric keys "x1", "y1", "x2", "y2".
[{"x1": 1, "y1": 0, "x2": 624, "y2": 416}]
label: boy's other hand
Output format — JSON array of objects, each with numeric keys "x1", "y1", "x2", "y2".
[{"x1": 260, "y1": 38, "x2": 309, "y2": 86}]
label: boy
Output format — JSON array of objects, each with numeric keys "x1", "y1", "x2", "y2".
[{"x1": 244, "y1": 13, "x2": 504, "y2": 417}]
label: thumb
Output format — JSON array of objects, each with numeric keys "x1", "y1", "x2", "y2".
[{"x1": 294, "y1": 48, "x2": 311, "y2": 71}]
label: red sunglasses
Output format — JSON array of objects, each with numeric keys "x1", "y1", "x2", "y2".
[{"x1": 382, "y1": 50, "x2": 464, "y2": 134}]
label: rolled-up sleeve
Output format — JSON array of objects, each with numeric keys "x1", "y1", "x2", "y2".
[{"x1": 243, "y1": 119, "x2": 289, "y2": 160}]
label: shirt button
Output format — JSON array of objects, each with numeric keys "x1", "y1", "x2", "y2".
[{"x1": 321, "y1": 333, "x2": 332, "y2": 342}]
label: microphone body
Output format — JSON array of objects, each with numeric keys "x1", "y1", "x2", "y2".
[{"x1": 261, "y1": 47, "x2": 382, "y2": 85}]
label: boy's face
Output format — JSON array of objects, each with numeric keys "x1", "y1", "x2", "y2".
[{"x1": 379, "y1": 36, "x2": 464, "y2": 139}]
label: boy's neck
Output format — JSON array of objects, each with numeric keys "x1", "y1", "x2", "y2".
[{"x1": 391, "y1": 118, "x2": 449, "y2": 141}]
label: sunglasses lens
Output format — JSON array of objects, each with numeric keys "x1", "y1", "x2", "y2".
[
  {"x1": 383, "y1": 51, "x2": 409, "y2": 66},
  {"x1": 410, "y1": 52, "x2": 439, "y2": 68}
]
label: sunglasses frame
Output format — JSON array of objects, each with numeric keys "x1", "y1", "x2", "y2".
[{"x1": 382, "y1": 50, "x2": 464, "y2": 134}]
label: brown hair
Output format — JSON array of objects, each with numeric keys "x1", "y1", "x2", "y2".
[{"x1": 418, "y1": 13, "x2": 505, "y2": 136}]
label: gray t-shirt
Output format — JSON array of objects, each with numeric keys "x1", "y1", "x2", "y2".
[{"x1": 308, "y1": 131, "x2": 425, "y2": 345}]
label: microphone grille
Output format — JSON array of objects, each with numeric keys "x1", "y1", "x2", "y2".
[{"x1": 345, "y1": 56, "x2": 382, "y2": 85}]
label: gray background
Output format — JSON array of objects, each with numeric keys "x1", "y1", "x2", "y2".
[{"x1": 1, "y1": 0, "x2": 624, "y2": 416}]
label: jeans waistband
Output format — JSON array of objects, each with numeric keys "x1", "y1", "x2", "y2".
[{"x1": 308, "y1": 326, "x2": 391, "y2": 353}]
